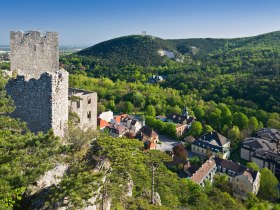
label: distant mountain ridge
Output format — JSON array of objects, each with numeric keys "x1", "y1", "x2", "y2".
[{"x1": 76, "y1": 31, "x2": 280, "y2": 66}]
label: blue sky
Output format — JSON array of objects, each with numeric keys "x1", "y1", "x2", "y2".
[{"x1": 1, "y1": 0, "x2": 280, "y2": 45}]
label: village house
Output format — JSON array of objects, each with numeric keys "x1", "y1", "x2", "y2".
[
  {"x1": 99, "y1": 110, "x2": 114, "y2": 123},
  {"x1": 166, "y1": 107, "x2": 195, "y2": 126},
  {"x1": 97, "y1": 118, "x2": 110, "y2": 130},
  {"x1": 137, "y1": 125, "x2": 159, "y2": 147},
  {"x1": 191, "y1": 131, "x2": 231, "y2": 159},
  {"x1": 98, "y1": 112, "x2": 158, "y2": 151},
  {"x1": 189, "y1": 157, "x2": 260, "y2": 199},
  {"x1": 105, "y1": 124, "x2": 128, "y2": 138},
  {"x1": 165, "y1": 156, "x2": 195, "y2": 175},
  {"x1": 157, "y1": 107, "x2": 195, "y2": 137},
  {"x1": 240, "y1": 128, "x2": 280, "y2": 179},
  {"x1": 110, "y1": 114, "x2": 127, "y2": 125},
  {"x1": 175, "y1": 124, "x2": 188, "y2": 136},
  {"x1": 143, "y1": 140, "x2": 157, "y2": 150},
  {"x1": 190, "y1": 158, "x2": 216, "y2": 186},
  {"x1": 121, "y1": 115, "x2": 142, "y2": 133},
  {"x1": 97, "y1": 112, "x2": 127, "y2": 132}
]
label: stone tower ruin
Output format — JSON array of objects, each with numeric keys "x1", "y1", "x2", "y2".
[
  {"x1": 6, "y1": 31, "x2": 68, "y2": 137},
  {"x1": 10, "y1": 31, "x2": 59, "y2": 79}
]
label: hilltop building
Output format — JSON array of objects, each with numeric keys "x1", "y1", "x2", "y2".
[
  {"x1": 6, "y1": 31, "x2": 97, "y2": 137},
  {"x1": 68, "y1": 88, "x2": 97, "y2": 130},
  {"x1": 6, "y1": 31, "x2": 68, "y2": 137}
]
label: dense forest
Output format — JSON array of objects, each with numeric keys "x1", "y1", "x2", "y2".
[{"x1": 61, "y1": 31, "x2": 280, "y2": 114}]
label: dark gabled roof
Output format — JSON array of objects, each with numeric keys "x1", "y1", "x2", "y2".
[
  {"x1": 106, "y1": 124, "x2": 127, "y2": 134},
  {"x1": 242, "y1": 137, "x2": 265, "y2": 149},
  {"x1": 242, "y1": 137, "x2": 276, "y2": 151},
  {"x1": 256, "y1": 128, "x2": 280, "y2": 142},
  {"x1": 140, "y1": 126, "x2": 158, "y2": 138},
  {"x1": 121, "y1": 115, "x2": 133, "y2": 123},
  {"x1": 198, "y1": 131, "x2": 230, "y2": 146},
  {"x1": 165, "y1": 156, "x2": 189, "y2": 168},
  {"x1": 214, "y1": 156, "x2": 247, "y2": 173},
  {"x1": 253, "y1": 149, "x2": 280, "y2": 161},
  {"x1": 192, "y1": 139, "x2": 223, "y2": 152},
  {"x1": 214, "y1": 157, "x2": 259, "y2": 181},
  {"x1": 192, "y1": 131, "x2": 230, "y2": 153},
  {"x1": 131, "y1": 119, "x2": 138, "y2": 126},
  {"x1": 166, "y1": 114, "x2": 195, "y2": 125},
  {"x1": 187, "y1": 164, "x2": 200, "y2": 175}
]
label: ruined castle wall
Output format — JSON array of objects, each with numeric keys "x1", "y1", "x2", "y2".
[
  {"x1": 51, "y1": 70, "x2": 69, "y2": 137},
  {"x1": 69, "y1": 88, "x2": 97, "y2": 130},
  {"x1": 80, "y1": 92, "x2": 97, "y2": 130},
  {"x1": 10, "y1": 31, "x2": 59, "y2": 79},
  {"x1": 6, "y1": 73, "x2": 53, "y2": 134},
  {"x1": 6, "y1": 70, "x2": 68, "y2": 136}
]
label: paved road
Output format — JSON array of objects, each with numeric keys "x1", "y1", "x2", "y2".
[{"x1": 157, "y1": 134, "x2": 179, "y2": 152}]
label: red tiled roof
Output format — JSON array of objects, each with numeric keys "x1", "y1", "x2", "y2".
[
  {"x1": 140, "y1": 126, "x2": 158, "y2": 138},
  {"x1": 114, "y1": 116, "x2": 122, "y2": 123},
  {"x1": 98, "y1": 118, "x2": 110, "y2": 129},
  {"x1": 190, "y1": 158, "x2": 216, "y2": 183}
]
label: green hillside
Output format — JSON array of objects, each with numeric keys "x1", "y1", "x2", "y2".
[
  {"x1": 75, "y1": 31, "x2": 280, "y2": 67},
  {"x1": 77, "y1": 35, "x2": 177, "y2": 66},
  {"x1": 61, "y1": 31, "x2": 280, "y2": 112}
]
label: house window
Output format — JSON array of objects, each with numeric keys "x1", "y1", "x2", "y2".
[
  {"x1": 77, "y1": 101, "x2": 80, "y2": 108},
  {"x1": 87, "y1": 111, "x2": 91, "y2": 119},
  {"x1": 88, "y1": 98, "x2": 91, "y2": 104}
]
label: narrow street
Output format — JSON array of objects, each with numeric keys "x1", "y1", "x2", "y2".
[{"x1": 157, "y1": 134, "x2": 179, "y2": 152}]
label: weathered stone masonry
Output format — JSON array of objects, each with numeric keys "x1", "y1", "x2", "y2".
[
  {"x1": 10, "y1": 31, "x2": 59, "y2": 79},
  {"x1": 6, "y1": 71, "x2": 69, "y2": 137},
  {"x1": 7, "y1": 31, "x2": 68, "y2": 137},
  {"x1": 69, "y1": 88, "x2": 97, "y2": 130}
]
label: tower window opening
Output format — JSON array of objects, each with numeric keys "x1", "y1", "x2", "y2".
[{"x1": 87, "y1": 111, "x2": 91, "y2": 119}]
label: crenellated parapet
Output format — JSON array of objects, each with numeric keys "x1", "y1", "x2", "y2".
[{"x1": 10, "y1": 31, "x2": 59, "y2": 79}]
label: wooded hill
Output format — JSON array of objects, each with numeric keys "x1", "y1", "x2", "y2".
[
  {"x1": 76, "y1": 31, "x2": 280, "y2": 66},
  {"x1": 61, "y1": 31, "x2": 280, "y2": 113}
]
